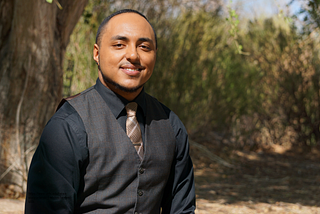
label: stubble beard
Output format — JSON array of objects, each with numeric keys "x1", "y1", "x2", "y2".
[{"x1": 98, "y1": 64, "x2": 144, "y2": 93}]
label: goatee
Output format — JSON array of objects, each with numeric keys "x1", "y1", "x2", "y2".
[{"x1": 98, "y1": 64, "x2": 143, "y2": 93}]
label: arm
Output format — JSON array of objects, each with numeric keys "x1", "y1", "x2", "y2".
[
  {"x1": 25, "y1": 104, "x2": 87, "y2": 214},
  {"x1": 161, "y1": 111, "x2": 196, "y2": 214}
]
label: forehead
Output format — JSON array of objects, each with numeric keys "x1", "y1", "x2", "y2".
[{"x1": 103, "y1": 13, "x2": 155, "y2": 42}]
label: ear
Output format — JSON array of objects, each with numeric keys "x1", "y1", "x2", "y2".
[{"x1": 93, "y1": 44, "x2": 99, "y2": 65}]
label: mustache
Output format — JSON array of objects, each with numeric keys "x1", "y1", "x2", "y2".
[{"x1": 119, "y1": 61, "x2": 145, "y2": 69}]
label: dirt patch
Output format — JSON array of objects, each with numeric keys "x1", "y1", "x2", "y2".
[
  {"x1": 196, "y1": 199, "x2": 320, "y2": 214},
  {"x1": 0, "y1": 199, "x2": 24, "y2": 214},
  {"x1": 191, "y1": 137, "x2": 320, "y2": 214}
]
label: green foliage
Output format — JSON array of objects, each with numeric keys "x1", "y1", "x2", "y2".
[
  {"x1": 296, "y1": 0, "x2": 320, "y2": 33},
  {"x1": 64, "y1": 0, "x2": 320, "y2": 149},
  {"x1": 225, "y1": 5, "x2": 248, "y2": 55},
  {"x1": 63, "y1": 0, "x2": 108, "y2": 96},
  {"x1": 240, "y1": 17, "x2": 320, "y2": 148},
  {"x1": 146, "y1": 11, "x2": 261, "y2": 132}
]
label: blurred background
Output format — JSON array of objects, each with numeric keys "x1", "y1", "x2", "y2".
[
  {"x1": 64, "y1": 0, "x2": 320, "y2": 151},
  {"x1": 1, "y1": 0, "x2": 320, "y2": 213}
]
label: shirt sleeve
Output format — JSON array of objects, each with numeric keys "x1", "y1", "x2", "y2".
[
  {"x1": 161, "y1": 110, "x2": 196, "y2": 214},
  {"x1": 25, "y1": 103, "x2": 88, "y2": 214}
]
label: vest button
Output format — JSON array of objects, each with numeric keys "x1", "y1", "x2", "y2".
[
  {"x1": 137, "y1": 190, "x2": 143, "y2": 196},
  {"x1": 139, "y1": 168, "x2": 145, "y2": 174}
]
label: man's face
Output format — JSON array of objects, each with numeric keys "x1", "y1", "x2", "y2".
[{"x1": 93, "y1": 12, "x2": 157, "y2": 100}]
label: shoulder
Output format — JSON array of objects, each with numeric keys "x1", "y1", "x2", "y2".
[
  {"x1": 36, "y1": 101, "x2": 88, "y2": 166},
  {"x1": 145, "y1": 93, "x2": 187, "y2": 137},
  {"x1": 145, "y1": 93, "x2": 171, "y2": 117},
  {"x1": 44, "y1": 101, "x2": 87, "y2": 149},
  {"x1": 54, "y1": 101, "x2": 84, "y2": 130}
]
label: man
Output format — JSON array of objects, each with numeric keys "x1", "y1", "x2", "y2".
[{"x1": 25, "y1": 9, "x2": 195, "y2": 214}]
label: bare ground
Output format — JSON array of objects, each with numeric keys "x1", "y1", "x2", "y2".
[
  {"x1": 191, "y1": 136, "x2": 320, "y2": 214},
  {"x1": 1, "y1": 140, "x2": 320, "y2": 214}
]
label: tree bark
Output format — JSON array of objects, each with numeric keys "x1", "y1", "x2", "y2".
[{"x1": 0, "y1": 0, "x2": 88, "y2": 193}]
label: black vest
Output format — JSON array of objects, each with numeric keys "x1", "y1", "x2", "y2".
[{"x1": 68, "y1": 87, "x2": 176, "y2": 214}]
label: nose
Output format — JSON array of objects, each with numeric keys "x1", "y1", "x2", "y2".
[{"x1": 125, "y1": 45, "x2": 139, "y2": 62}]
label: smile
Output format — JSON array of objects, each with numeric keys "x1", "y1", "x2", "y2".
[
  {"x1": 121, "y1": 67, "x2": 142, "y2": 76},
  {"x1": 124, "y1": 68, "x2": 141, "y2": 71}
]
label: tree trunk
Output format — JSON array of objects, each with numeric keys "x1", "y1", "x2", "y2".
[{"x1": 0, "y1": 0, "x2": 88, "y2": 194}]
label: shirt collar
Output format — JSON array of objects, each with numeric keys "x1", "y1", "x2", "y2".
[{"x1": 94, "y1": 78, "x2": 146, "y2": 118}]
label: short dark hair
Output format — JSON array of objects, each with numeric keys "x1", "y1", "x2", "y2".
[{"x1": 95, "y1": 9, "x2": 157, "y2": 49}]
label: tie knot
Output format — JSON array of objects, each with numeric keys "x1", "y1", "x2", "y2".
[{"x1": 126, "y1": 102, "x2": 138, "y2": 117}]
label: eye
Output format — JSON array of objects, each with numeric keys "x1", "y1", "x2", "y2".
[
  {"x1": 113, "y1": 43, "x2": 125, "y2": 49},
  {"x1": 139, "y1": 44, "x2": 151, "y2": 51}
]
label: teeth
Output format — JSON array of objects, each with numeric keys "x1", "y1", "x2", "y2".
[{"x1": 125, "y1": 68, "x2": 139, "y2": 71}]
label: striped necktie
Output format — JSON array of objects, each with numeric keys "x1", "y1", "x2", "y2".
[{"x1": 125, "y1": 102, "x2": 144, "y2": 160}]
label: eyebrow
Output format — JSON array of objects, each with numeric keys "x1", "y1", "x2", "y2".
[
  {"x1": 111, "y1": 35, "x2": 129, "y2": 41},
  {"x1": 138, "y1": 37, "x2": 153, "y2": 44},
  {"x1": 111, "y1": 35, "x2": 154, "y2": 45}
]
